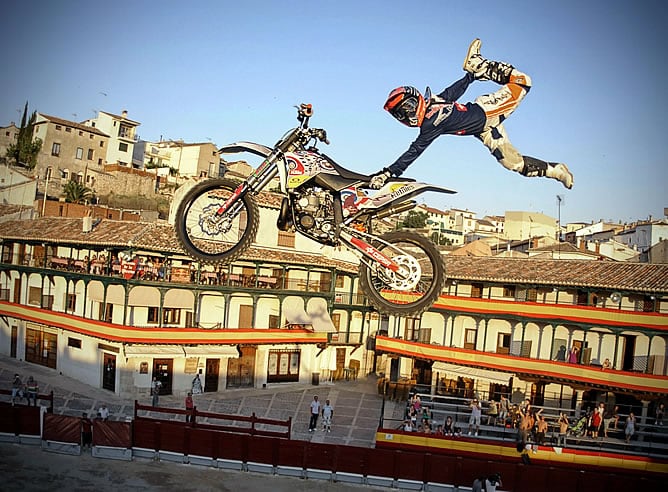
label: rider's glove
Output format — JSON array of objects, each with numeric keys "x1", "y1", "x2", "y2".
[{"x1": 369, "y1": 169, "x2": 392, "y2": 189}]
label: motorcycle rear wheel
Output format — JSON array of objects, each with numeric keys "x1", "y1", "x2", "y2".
[
  {"x1": 358, "y1": 231, "x2": 445, "y2": 316},
  {"x1": 175, "y1": 178, "x2": 259, "y2": 263}
]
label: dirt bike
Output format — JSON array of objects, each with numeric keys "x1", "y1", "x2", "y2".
[{"x1": 174, "y1": 104, "x2": 456, "y2": 315}]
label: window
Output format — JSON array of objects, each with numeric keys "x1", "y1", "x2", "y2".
[
  {"x1": 100, "y1": 303, "x2": 113, "y2": 323},
  {"x1": 87, "y1": 149, "x2": 94, "y2": 160},
  {"x1": 119, "y1": 142, "x2": 128, "y2": 152},
  {"x1": 464, "y1": 328, "x2": 476, "y2": 349},
  {"x1": 51, "y1": 142, "x2": 61, "y2": 156},
  {"x1": 65, "y1": 127, "x2": 72, "y2": 133},
  {"x1": 55, "y1": 125, "x2": 62, "y2": 130},
  {"x1": 119, "y1": 125, "x2": 132, "y2": 138},
  {"x1": 98, "y1": 158, "x2": 102, "y2": 165},
  {"x1": 68, "y1": 337, "x2": 82, "y2": 349},
  {"x1": 28, "y1": 286, "x2": 42, "y2": 306},
  {"x1": 148, "y1": 307, "x2": 181, "y2": 324},
  {"x1": 76, "y1": 147, "x2": 83, "y2": 160},
  {"x1": 470, "y1": 283, "x2": 483, "y2": 298},
  {"x1": 66, "y1": 293, "x2": 77, "y2": 311},
  {"x1": 100, "y1": 141, "x2": 104, "y2": 147},
  {"x1": 497, "y1": 333, "x2": 511, "y2": 354},
  {"x1": 267, "y1": 349, "x2": 300, "y2": 383},
  {"x1": 503, "y1": 285, "x2": 515, "y2": 298}
]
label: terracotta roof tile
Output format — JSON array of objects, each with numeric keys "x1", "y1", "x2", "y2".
[
  {"x1": 0, "y1": 217, "x2": 357, "y2": 272},
  {"x1": 444, "y1": 256, "x2": 668, "y2": 293},
  {"x1": 0, "y1": 217, "x2": 666, "y2": 292}
]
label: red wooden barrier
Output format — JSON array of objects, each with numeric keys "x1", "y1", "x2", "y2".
[
  {"x1": 43, "y1": 414, "x2": 81, "y2": 444},
  {"x1": 0, "y1": 403, "x2": 41, "y2": 436},
  {"x1": 333, "y1": 444, "x2": 367, "y2": 475},
  {"x1": 91, "y1": 420, "x2": 132, "y2": 448}
]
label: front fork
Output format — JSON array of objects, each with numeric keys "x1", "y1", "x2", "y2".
[{"x1": 215, "y1": 154, "x2": 281, "y2": 216}]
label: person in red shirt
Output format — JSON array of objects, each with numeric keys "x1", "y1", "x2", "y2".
[{"x1": 185, "y1": 392, "x2": 194, "y2": 423}]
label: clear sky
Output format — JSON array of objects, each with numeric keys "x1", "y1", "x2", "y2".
[{"x1": 2, "y1": 0, "x2": 666, "y2": 225}]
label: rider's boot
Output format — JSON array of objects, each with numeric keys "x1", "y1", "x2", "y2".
[
  {"x1": 521, "y1": 156, "x2": 574, "y2": 189},
  {"x1": 463, "y1": 38, "x2": 515, "y2": 85}
]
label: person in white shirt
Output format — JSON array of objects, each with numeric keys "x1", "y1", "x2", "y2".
[
  {"x1": 308, "y1": 395, "x2": 321, "y2": 432},
  {"x1": 321, "y1": 399, "x2": 334, "y2": 432}
]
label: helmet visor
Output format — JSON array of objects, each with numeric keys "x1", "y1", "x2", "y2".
[{"x1": 390, "y1": 97, "x2": 419, "y2": 123}]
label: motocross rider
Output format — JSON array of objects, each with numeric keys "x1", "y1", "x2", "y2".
[{"x1": 370, "y1": 39, "x2": 573, "y2": 190}]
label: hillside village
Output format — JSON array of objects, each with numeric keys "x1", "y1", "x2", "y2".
[{"x1": 0, "y1": 107, "x2": 666, "y2": 263}]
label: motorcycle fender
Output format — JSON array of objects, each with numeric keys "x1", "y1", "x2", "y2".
[
  {"x1": 218, "y1": 141, "x2": 272, "y2": 158},
  {"x1": 359, "y1": 181, "x2": 457, "y2": 209}
]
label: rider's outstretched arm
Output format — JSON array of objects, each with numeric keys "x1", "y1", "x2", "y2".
[{"x1": 437, "y1": 72, "x2": 475, "y2": 102}]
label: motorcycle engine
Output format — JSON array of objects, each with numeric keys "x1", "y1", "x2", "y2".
[{"x1": 293, "y1": 187, "x2": 337, "y2": 245}]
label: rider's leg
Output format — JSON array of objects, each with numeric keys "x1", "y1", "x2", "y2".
[
  {"x1": 464, "y1": 38, "x2": 530, "y2": 87},
  {"x1": 477, "y1": 121, "x2": 574, "y2": 189}
]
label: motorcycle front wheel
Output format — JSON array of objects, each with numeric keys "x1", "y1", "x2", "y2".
[
  {"x1": 174, "y1": 178, "x2": 259, "y2": 263},
  {"x1": 358, "y1": 231, "x2": 445, "y2": 316}
]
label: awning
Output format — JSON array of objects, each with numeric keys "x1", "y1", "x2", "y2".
[
  {"x1": 432, "y1": 361, "x2": 513, "y2": 385},
  {"x1": 307, "y1": 299, "x2": 337, "y2": 333},
  {"x1": 284, "y1": 297, "x2": 312, "y2": 325},
  {"x1": 183, "y1": 345, "x2": 239, "y2": 357},
  {"x1": 124, "y1": 344, "x2": 185, "y2": 358}
]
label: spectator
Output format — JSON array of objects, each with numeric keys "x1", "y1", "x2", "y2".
[
  {"x1": 192, "y1": 372, "x2": 204, "y2": 394},
  {"x1": 473, "y1": 473, "x2": 502, "y2": 492},
  {"x1": 624, "y1": 412, "x2": 636, "y2": 443},
  {"x1": 25, "y1": 376, "x2": 39, "y2": 406},
  {"x1": 444, "y1": 415, "x2": 454, "y2": 436},
  {"x1": 498, "y1": 395, "x2": 509, "y2": 427},
  {"x1": 655, "y1": 402, "x2": 665, "y2": 426},
  {"x1": 308, "y1": 395, "x2": 321, "y2": 432},
  {"x1": 151, "y1": 377, "x2": 162, "y2": 407},
  {"x1": 535, "y1": 415, "x2": 548, "y2": 446},
  {"x1": 81, "y1": 413, "x2": 93, "y2": 450},
  {"x1": 602, "y1": 358, "x2": 612, "y2": 370},
  {"x1": 468, "y1": 399, "x2": 482, "y2": 436},
  {"x1": 557, "y1": 412, "x2": 570, "y2": 447},
  {"x1": 185, "y1": 392, "x2": 194, "y2": 422},
  {"x1": 99, "y1": 405, "x2": 110, "y2": 421},
  {"x1": 602, "y1": 405, "x2": 615, "y2": 438},
  {"x1": 11, "y1": 373, "x2": 24, "y2": 406},
  {"x1": 322, "y1": 398, "x2": 334, "y2": 432},
  {"x1": 568, "y1": 346, "x2": 580, "y2": 364},
  {"x1": 487, "y1": 399, "x2": 499, "y2": 426}
]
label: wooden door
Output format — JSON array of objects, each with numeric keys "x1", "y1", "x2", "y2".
[
  {"x1": 226, "y1": 346, "x2": 256, "y2": 388},
  {"x1": 205, "y1": 358, "x2": 219, "y2": 392},
  {"x1": 239, "y1": 305, "x2": 253, "y2": 328},
  {"x1": 153, "y1": 359, "x2": 173, "y2": 395},
  {"x1": 102, "y1": 353, "x2": 116, "y2": 392},
  {"x1": 25, "y1": 327, "x2": 57, "y2": 369}
]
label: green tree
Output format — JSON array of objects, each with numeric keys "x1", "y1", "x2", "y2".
[
  {"x1": 401, "y1": 210, "x2": 428, "y2": 229},
  {"x1": 6, "y1": 101, "x2": 42, "y2": 170},
  {"x1": 62, "y1": 180, "x2": 94, "y2": 204}
]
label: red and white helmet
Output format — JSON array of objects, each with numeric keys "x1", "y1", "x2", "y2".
[{"x1": 384, "y1": 86, "x2": 426, "y2": 127}]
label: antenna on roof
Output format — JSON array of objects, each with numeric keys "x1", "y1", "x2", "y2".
[{"x1": 556, "y1": 195, "x2": 565, "y2": 241}]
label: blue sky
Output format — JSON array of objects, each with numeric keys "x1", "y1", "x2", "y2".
[{"x1": 2, "y1": 0, "x2": 666, "y2": 225}]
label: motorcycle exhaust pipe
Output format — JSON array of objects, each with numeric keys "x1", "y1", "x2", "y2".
[{"x1": 376, "y1": 200, "x2": 416, "y2": 220}]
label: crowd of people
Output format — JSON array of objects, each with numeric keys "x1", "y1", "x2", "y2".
[{"x1": 399, "y1": 393, "x2": 665, "y2": 449}]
